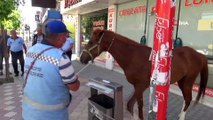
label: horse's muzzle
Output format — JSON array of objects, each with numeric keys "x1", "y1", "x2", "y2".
[{"x1": 80, "y1": 53, "x2": 90, "y2": 64}]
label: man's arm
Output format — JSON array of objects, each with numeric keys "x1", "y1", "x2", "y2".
[
  {"x1": 6, "y1": 38, "x2": 10, "y2": 54},
  {"x1": 68, "y1": 37, "x2": 74, "y2": 51},
  {"x1": 68, "y1": 44, "x2": 73, "y2": 51},
  {"x1": 20, "y1": 37, "x2": 27, "y2": 53},
  {"x1": 59, "y1": 54, "x2": 80, "y2": 91},
  {"x1": 23, "y1": 44, "x2": 27, "y2": 53}
]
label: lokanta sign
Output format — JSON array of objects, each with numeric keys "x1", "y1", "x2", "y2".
[{"x1": 93, "y1": 20, "x2": 105, "y2": 30}]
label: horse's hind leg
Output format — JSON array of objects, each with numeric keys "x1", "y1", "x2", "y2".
[
  {"x1": 178, "y1": 79, "x2": 193, "y2": 120},
  {"x1": 134, "y1": 86, "x2": 144, "y2": 120},
  {"x1": 127, "y1": 92, "x2": 136, "y2": 115}
]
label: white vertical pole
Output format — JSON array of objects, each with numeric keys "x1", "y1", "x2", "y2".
[
  {"x1": 106, "y1": 5, "x2": 117, "y2": 70},
  {"x1": 75, "y1": 14, "x2": 81, "y2": 58}
]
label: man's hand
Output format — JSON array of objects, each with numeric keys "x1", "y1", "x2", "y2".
[
  {"x1": 67, "y1": 80, "x2": 80, "y2": 91},
  {"x1": 66, "y1": 75, "x2": 80, "y2": 91}
]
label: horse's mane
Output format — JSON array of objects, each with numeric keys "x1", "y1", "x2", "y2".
[{"x1": 104, "y1": 30, "x2": 148, "y2": 48}]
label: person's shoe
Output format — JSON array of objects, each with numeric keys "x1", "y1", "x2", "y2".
[
  {"x1": 21, "y1": 72, "x2": 24, "y2": 76},
  {"x1": 0, "y1": 71, "x2": 3, "y2": 76},
  {"x1": 15, "y1": 74, "x2": 19, "y2": 77}
]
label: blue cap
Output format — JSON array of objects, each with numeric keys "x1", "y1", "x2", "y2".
[{"x1": 45, "y1": 20, "x2": 69, "y2": 33}]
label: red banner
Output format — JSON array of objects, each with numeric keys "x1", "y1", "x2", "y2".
[{"x1": 149, "y1": 0, "x2": 176, "y2": 120}]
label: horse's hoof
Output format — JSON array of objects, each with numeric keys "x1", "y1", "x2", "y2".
[
  {"x1": 127, "y1": 104, "x2": 134, "y2": 115},
  {"x1": 127, "y1": 107, "x2": 133, "y2": 115}
]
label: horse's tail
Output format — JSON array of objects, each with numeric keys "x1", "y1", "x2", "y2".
[{"x1": 195, "y1": 57, "x2": 208, "y2": 104}]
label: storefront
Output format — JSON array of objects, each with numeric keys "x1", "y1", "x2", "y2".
[{"x1": 61, "y1": 0, "x2": 213, "y2": 91}]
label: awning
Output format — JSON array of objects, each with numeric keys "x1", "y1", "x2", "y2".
[{"x1": 61, "y1": 0, "x2": 136, "y2": 15}]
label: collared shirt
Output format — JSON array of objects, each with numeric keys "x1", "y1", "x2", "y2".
[
  {"x1": 7, "y1": 37, "x2": 24, "y2": 52},
  {"x1": 41, "y1": 39, "x2": 77, "y2": 84},
  {"x1": 37, "y1": 35, "x2": 44, "y2": 43},
  {"x1": 62, "y1": 37, "x2": 74, "y2": 52},
  {"x1": 59, "y1": 54, "x2": 77, "y2": 84}
]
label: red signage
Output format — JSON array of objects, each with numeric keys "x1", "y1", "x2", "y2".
[
  {"x1": 64, "y1": 0, "x2": 81, "y2": 8},
  {"x1": 108, "y1": 6, "x2": 115, "y2": 31},
  {"x1": 192, "y1": 85, "x2": 213, "y2": 97},
  {"x1": 93, "y1": 20, "x2": 105, "y2": 30},
  {"x1": 185, "y1": 0, "x2": 213, "y2": 6},
  {"x1": 174, "y1": 82, "x2": 213, "y2": 97},
  {"x1": 119, "y1": 6, "x2": 146, "y2": 16}
]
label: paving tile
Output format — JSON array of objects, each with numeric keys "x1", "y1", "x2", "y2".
[
  {"x1": 4, "y1": 92, "x2": 14, "y2": 96},
  {"x1": 16, "y1": 84, "x2": 22, "y2": 87},
  {"x1": 18, "y1": 95, "x2": 23, "y2": 98},
  {"x1": 4, "y1": 106, "x2": 16, "y2": 111},
  {"x1": 4, "y1": 96, "x2": 14, "y2": 101},
  {"x1": 4, "y1": 101, "x2": 15, "y2": 105},
  {"x1": 4, "y1": 88, "x2": 13, "y2": 92},
  {"x1": 3, "y1": 85, "x2": 13, "y2": 89},
  {"x1": 4, "y1": 111, "x2": 17, "y2": 118}
]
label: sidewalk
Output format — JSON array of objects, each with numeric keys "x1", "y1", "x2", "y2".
[
  {"x1": 70, "y1": 60, "x2": 213, "y2": 120},
  {"x1": 0, "y1": 59, "x2": 213, "y2": 120}
]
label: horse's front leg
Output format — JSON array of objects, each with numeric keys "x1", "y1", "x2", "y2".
[
  {"x1": 135, "y1": 87, "x2": 144, "y2": 120},
  {"x1": 127, "y1": 92, "x2": 136, "y2": 115}
]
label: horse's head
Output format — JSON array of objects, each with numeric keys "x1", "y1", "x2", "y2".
[{"x1": 80, "y1": 29, "x2": 113, "y2": 64}]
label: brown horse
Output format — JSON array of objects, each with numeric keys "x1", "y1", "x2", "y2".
[{"x1": 80, "y1": 29, "x2": 208, "y2": 120}]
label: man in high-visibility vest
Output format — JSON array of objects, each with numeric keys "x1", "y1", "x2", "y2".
[{"x1": 22, "y1": 20, "x2": 80, "y2": 120}]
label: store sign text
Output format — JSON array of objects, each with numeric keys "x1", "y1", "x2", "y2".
[
  {"x1": 108, "y1": 6, "x2": 115, "y2": 31},
  {"x1": 119, "y1": 6, "x2": 146, "y2": 16},
  {"x1": 179, "y1": 21, "x2": 189, "y2": 26},
  {"x1": 185, "y1": 0, "x2": 213, "y2": 6},
  {"x1": 93, "y1": 20, "x2": 105, "y2": 30},
  {"x1": 64, "y1": 0, "x2": 81, "y2": 8}
]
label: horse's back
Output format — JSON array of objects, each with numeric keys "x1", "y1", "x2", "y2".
[
  {"x1": 173, "y1": 46, "x2": 206, "y2": 64},
  {"x1": 171, "y1": 46, "x2": 207, "y2": 83}
]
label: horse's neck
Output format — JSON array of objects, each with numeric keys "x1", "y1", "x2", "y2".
[{"x1": 108, "y1": 37, "x2": 136, "y2": 70}]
